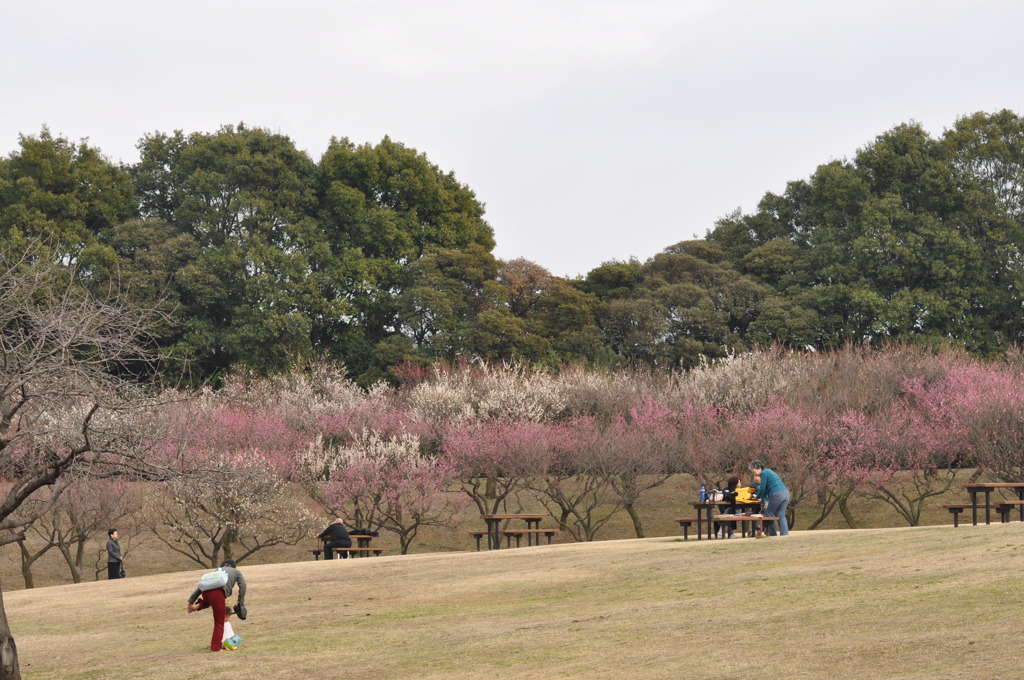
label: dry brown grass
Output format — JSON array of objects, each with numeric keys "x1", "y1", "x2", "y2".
[{"x1": 8, "y1": 520, "x2": 1024, "y2": 680}]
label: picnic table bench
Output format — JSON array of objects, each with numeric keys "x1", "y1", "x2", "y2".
[
  {"x1": 994, "y1": 499, "x2": 1024, "y2": 522},
  {"x1": 942, "y1": 505, "x2": 976, "y2": 528},
  {"x1": 675, "y1": 519, "x2": 695, "y2": 540},
  {"x1": 468, "y1": 531, "x2": 489, "y2": 551},
  {"x1": 498, "y1": 529, "x2": 560, "y2": 548},
  {"x1": 309, "y1": 547, "x2": 385, "y2": 559},
  {"x1": 712, "y1": 514, "x2": 779, "y2": 538}
]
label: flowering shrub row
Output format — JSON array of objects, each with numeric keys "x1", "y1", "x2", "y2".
[{"x1": 74, "y1": 347, "x2": 1024, "y2": 561}]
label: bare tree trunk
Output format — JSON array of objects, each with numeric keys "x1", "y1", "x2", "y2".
[
  {"x1": 838, "y1": 496, "x2": 857, "y2": 528},
  {"x1": 0, "y1": 584, "x2": 21, "y2": 680},
  {"x1": 18, "y1": 569, "x2": 32, "y2": 591},
  {"x1": 16, "y1": 541, "x2": 54, "y2": 590},
  {"x1": 624, "y1": 503, "x2": 645, "y2": 538},
  {"x1": 56, "y1": 542, "x2": 83, "y2": 584},
  {"x1": 74, "y1": 540, "x2": 86, "y2": 580},
  {"x1": 398, "y1": 531, "x2": 414, "y2": 555},
  {"x1": 557, "y1": 509, "x2": 571, "y2": 532},
  {"x1": 806, "y1": 489, "x2": 840, "y2": 530},
  {"x1": 222, "y1": 528, "x2": 236, "y2": 564}
]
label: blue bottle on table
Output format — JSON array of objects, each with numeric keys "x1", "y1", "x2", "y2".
[{"x1": 699, "y1": 485, "x2": 706, "y2": 502}]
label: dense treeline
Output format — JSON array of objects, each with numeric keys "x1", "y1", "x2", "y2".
[
  {"x1": 585, "y1": 110, "x2": 1024, "y2": 365},
  {"x1": 3, "y1": 111, "x2": 1024, "y2": 384}
]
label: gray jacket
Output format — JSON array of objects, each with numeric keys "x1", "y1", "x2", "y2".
[
  {"x1": 106, "y1": 538, "x2": 122, "y2": 564},
  {"x1": 188, "y1": 566, "x2": 247, "y2": 606}
]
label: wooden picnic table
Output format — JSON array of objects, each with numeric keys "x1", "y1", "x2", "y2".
[
  {"x1": 691, "y1": 500, "x2": 762, "y2": 539},
  {"x1": 350, "y1": 534, "x2": 375, "y2": 549},
  {"x1": 313, "y1": 533, "x2": 379, "y2": 559},
  {"x1": 480, "y1": 514, "x2": 547, "y2": 550},
  {"x1": 962, "y1": 483, "x2": 1024, "y2": 525}
]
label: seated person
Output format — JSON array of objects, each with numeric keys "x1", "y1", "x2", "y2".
[
  {"x1": 719, "y1": 477, "x2": 760, "y2": 537},
  {"x1": 317, "y1": 518, "x2": 353, "y2": 559},
  {"x1": 719, "y1": 476, "x2": 743, "y2": 537}
]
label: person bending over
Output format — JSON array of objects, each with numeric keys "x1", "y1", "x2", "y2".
[
  {"x1": 187, "y1": 559, "x2": 247, "y2": 652},
  {"x1": 748, "y1": 460, "x2": 790, "y2": 536}
]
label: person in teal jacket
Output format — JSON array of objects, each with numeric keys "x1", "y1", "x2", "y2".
[{"x1": 749, "y1": 460, "x2": 790, "y2": 536}]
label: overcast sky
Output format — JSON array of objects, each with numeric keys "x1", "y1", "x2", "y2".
[{"x1": 2, "y1": 1, "x2": 1022, "y2": 278}]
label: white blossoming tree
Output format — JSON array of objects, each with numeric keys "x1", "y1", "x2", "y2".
[
  {"x1": 150, "y1": 404, "x2": 319, "y2": 567},
  {"x1": 0, "y1": 250, "x2": 165, "y2": 680}
]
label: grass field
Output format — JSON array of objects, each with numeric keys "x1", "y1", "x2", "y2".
[{"x1": 8, "y1": 520, "x2": 1024, "y2": 680}]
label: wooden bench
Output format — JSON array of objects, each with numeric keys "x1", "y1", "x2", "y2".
[
  {"x1": 498, "y1": 529, "x2": 559, "y2": 548},
  {"x1": 942, "y1": 505, "x2": 977, "y2": 528},
  {"x1": 710, "y1": 515, "x2": 739, "y2": 538},
  {"x1": 995, "y1": 500, "x2": 1024, "y2": 521},
  {"x1": 712, "y1": 515, "x2": 779, "y2": 538},
  {"x1": 310, "y1": 547, "x2": 385, "y2": 559},
  {"x1": 675, "y1": 519, "x2": 696, "y2": 541},
  {"x1": 943, "y1": 502, "x2": 1022, "y2": 527},
  {"x1": 469, "y1": 531, "x2": 489, "y2": 551}
]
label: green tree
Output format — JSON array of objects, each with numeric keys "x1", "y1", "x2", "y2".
[
  {"x1": 133, "y1": 124, "x2": 327, "y2": 379},
  {"x1": 468, "y1": 307, "x2": 550, "y2": 361},
  {"x1": 470, "y1": 258, "x2": 606, "y2": 366},
  {"x1": 317, "y1": 137, "x2": 495, "y2": 383},
  {"x1": 85, "y1": 218, "x2": 202, "y2": 379},
  {"x1": 530, "y1": 278, "x2": 607, "y2": 364},
  {"x1": 597, "y1": 241, "x2": 769, "y2": 367},
  {"x1": 944, "y1": 110, "x2": 1024, "y2": 222},
  {"x1": 943, "y1": 110, "x2": 1024, "y2": 343},
  {"x1": 601, "y1": 297, "x2": 670, "y2": 365},
  {"x1": 0, "y1": 128, "x2": 135, "y2": 266},
  {"x1": 817, "y1": 123, "x2": 1014, "y2": 349},
  {"x1": 577, "y1": 258, "x2": 642, "y2": 301},
  {"x1": 391, "y1": 251, "x2": 605, "y2": 370},
  {"x1": 710, "y1": 121, "x2": 1024, "y2": 353},
  {"x1": 389, "y1": 243, "x2": 499, "y2": 369}
]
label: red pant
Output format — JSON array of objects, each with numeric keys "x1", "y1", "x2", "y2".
[{"x1": 194, "y1": 588, "x2": 226, "y2": 651}]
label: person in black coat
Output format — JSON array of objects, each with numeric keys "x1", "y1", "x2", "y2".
[
  {"x1": 106, "y1": 528, "x2": 124, "y2": 579},
  {"x1": 317, "y1": 518, "x2": 352, "y2": 560},
  {"x1": 719, "y1": 476, "x2": 742, "y2": 538}
]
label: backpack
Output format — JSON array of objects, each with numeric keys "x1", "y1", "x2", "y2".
[{"x1": 198, "y1": 567, "x2": 229, "y2": 591}]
